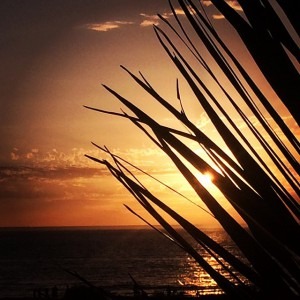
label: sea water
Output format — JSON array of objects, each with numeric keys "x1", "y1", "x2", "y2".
[{"x1": 0, "y1": 227, "x2": 241, "y2": 298}]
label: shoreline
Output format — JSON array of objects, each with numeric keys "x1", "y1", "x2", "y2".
[
  {"x1": 0, "y1": 296, "x2": 230, "y2": 300},
  {"x1": 0, "y1": 285, "x2": 229, "y2": 300}
]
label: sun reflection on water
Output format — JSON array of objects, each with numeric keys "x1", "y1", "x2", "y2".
[
  {"x1": 174, "y1": 230, "x2": 250, "y2": 296},
  {"x1": 177, "y1": 254, "x2": 222, "y2": 296}
]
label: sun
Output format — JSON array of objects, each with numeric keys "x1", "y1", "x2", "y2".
[{"x1": 197, "y1": 172, "x2": 214, "y2": 187}]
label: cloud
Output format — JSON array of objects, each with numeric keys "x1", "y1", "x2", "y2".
[
  {"x1": 202, "y1": 0, "x2": 242, "y2": 10},
  {"x1": 10, "y1": 152, "x2": 20, "y2": 161},
  {"x1": 0, "y1": 165, "x2": 105, "y2": 185},
  {"x1": 82, "y1": 8, "x2": 186, "y2": 32},
  {"x1": 139, "y1": 9, "x2": 185, "y2": 27},
  {"x1": 1, "y1": 145, "x2": 180, "y2": 221},
  {"x1": 173, "y1": 8, "x2": 186, "y2": 15},
  {"x1": 84, "y1": 21, "x2": 134, "y2": 32},
  {"x1": 195, "y1": 112, "x2": 212, "y2": 130},
  {"x1": 224, "y1": 1, "x2": 243, "y2": 11},
  {"x1": 0, "y1": 164, "x2": 110, "y2": 215},
  {"x1": 4, "y1": 145, "x2": 175, "y2": 186},
  {"x1": 6, "y1": 145, "x2": 170, "y2": 174},
  {"x1": 8, "y1": 147, "x2": 102, "y2": 169},
  {"x1": 212, "y1": 14, "x2": 226, "y2": 20},
  {"x1": 0, "y1": 164, "x2": 121, "y2": 227},
  {"x1": 139, "y1": 13, "x2": 160, "y2": 27},
  {"x1": 140, "y1": 19, "x2": 159, "y2": 27},
  {"x1": 202, "y1": 0, "x2": 213, "y2": 7},
  {"x1": 202, "y1": 0, "x2": 243, "y2": 19}
]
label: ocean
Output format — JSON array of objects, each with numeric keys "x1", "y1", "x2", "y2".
[{"x1": 0, "y1": 226, "x2": 240, "y2": 298}]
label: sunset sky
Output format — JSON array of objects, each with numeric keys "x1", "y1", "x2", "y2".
[{"x1": 1, "y1": 0, "x2": 299, "y2": 227}]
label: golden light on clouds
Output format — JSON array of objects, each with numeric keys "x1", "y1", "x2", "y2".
[
  {"x1": 139, "y1": 13, "x2": 160, "y2": 27},
  {"x1": 202, "y1": 0, "x2": 243, "y2": 19},
  {"x1": 139, "y1": 10, "x2": 185, "y2": 27},
  {"x1": 202, "y1": 0, "x2": 242, "y2": 11},
  {"x1": 84, "y1": 21, "x2": 134, "y2": 32},
  {"x1": 83, "y1": 9, "x2": 187, "y2": 32}
]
